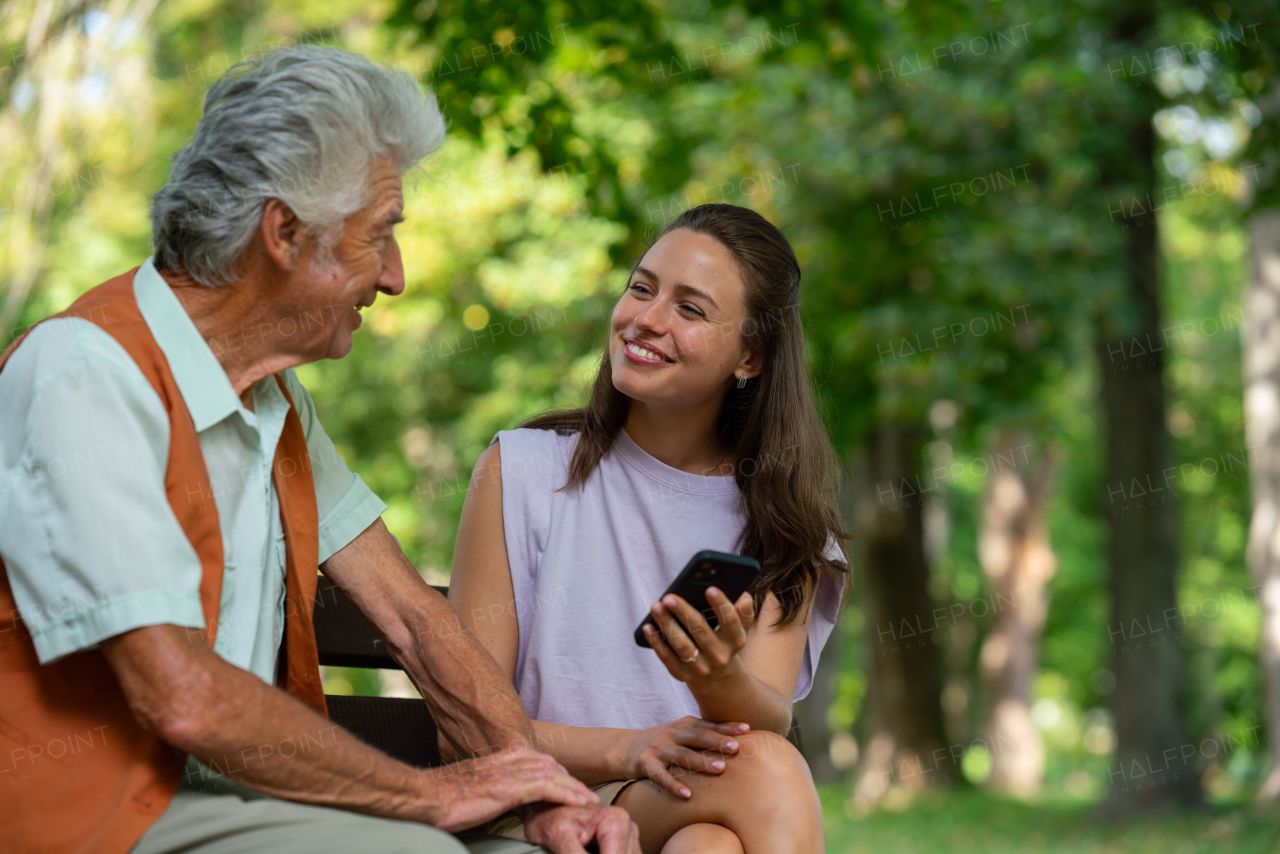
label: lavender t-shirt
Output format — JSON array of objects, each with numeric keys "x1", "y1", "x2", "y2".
[{"x1": 494, "y1": 427, "x2": 846, "y2": 731}]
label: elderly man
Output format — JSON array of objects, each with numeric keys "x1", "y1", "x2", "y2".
[{"x1": 0, "y1": 47, "x2": 637, "y2": 854}]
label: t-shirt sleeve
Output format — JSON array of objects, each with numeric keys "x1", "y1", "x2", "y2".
[
  {"x1": 0, "y1": 319, "x2": 206, "y2": 664},
  {"x1": 280, "y1": 369, "x2": 387, "y2": 563},
  {"x1": 493, "y1": 428, "x2": 566, "y2": 629},
  {"x1": 793, "y1": 534, "x2": 849, "y2": 701}
]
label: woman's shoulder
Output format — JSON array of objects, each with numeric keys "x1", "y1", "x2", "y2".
[{"x1": 492, "y1": 427, "x2": 577, "y2": 484}]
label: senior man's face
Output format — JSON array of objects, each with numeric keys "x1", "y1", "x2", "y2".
[{"x1": 300, "y1": 158, "x2": 406, "y2": 361}]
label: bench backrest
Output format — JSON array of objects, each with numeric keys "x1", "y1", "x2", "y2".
[{"x1": 313, "y1": 573, "x2": 447, "y2": 669}]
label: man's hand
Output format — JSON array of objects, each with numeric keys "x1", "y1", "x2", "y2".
[
  {"x1": 523, "y1": 802, "x2": 641, "y2": 854},
  {"x1": 422, "y1": 745, "x2": 599, "y2": 832}
]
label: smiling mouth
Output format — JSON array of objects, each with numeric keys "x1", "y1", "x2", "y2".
[{"x1": 623, "y1": 337, "x2": 674, "y2": 364}]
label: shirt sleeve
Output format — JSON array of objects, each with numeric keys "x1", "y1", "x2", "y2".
[
  {"x1": 793, "y1": 535, "x2": 850, "y2": 701},
  {"x1": 0, "y1": 319, "x2": 205, "y2": 664},
  {"x1": 494, "y1": 428, "x2": 567, "y2": 689},
  {"x1": 279, "y1": 369, "x2": 386, "y2": 563}
]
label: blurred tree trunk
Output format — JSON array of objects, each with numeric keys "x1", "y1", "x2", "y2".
[
  {"x1": 1242, "y1": 210, "x2": 1280, "y2": 802},
  {"x1": 791, "y1": 462, "x2": 857, "y2": 783},
  {"x1": 849, "y1": 423, "x2": 957, "y2": 810},
  {"x1": 792, "y1": 610, "x2": 845, "y2": 782},
  {"x1": 977, "y1": 434, "x2": 1058, "y2": 798},
  {"x1": 1096, "y1": 105, "x2": 1200, "y2": 809},
  {"x1": 0, "y1": 0, "x2": 160, "y2": 343}
]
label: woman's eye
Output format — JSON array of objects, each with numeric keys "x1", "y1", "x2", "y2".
[
  {"x1": 628, "y1": 283, "x2": 650, "y2": 295},
  {"x1": 681, "y1": 304, "x2": 705, "y2": 318}
]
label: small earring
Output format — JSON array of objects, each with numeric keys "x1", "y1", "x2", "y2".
[{"x1": 736, "y1": 375, "x2": 748, "y2": 389}]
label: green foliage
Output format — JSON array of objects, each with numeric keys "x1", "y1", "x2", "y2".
[
  {"x1": 819, "y1": 785, "x2": 1280, "y2": 852},
  {"x1": 3, "y1": 0, "x2": 1279, "y2": 814}
]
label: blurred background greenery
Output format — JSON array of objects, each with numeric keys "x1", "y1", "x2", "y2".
[{"x1": 4, "y1": 0, "x2": 1280, "y2": 848}]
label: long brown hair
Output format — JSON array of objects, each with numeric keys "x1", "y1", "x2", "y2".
[{"x1": 521, "y1": 204, "x2": 848, "y2": 625}]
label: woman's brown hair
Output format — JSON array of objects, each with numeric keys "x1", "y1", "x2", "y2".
[{"x1": 520, "y1": 203, "x2": 848, "y2": 625}]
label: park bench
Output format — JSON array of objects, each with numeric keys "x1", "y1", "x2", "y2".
[
  {"x1": 312, "y1": 574, "x2": 803, "y2": 770},
  {"x1": 313, "y1": 573, "x2": 445, "y2": 768}
]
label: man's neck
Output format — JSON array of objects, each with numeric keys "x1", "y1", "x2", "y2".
[
  {"x1": 160, "y1": 266, "x2": 308, "y2": 403},
  {"x1": 622, "y1": 396, "x2": 731, "y2": 476}
]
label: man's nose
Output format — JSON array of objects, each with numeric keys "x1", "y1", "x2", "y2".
[{"x1": 378, "y1": 238, "x2": 406, "y2": 297}]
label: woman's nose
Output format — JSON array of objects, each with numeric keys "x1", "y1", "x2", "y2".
[{"x1": 634, "y1": 299, "x2": 669, "y2": 335}]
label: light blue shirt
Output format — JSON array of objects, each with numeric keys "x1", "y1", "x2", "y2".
[{"x1": 0, "y1": 258, "x2": 386, "y2": 684}]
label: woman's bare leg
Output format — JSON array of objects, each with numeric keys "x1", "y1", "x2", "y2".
[
  {"x1": 614, "y1": 731, "x2": 824, "y2": 854},
  {"x1": 660, "y1": 823, "x2": 744, "y2": 854}
]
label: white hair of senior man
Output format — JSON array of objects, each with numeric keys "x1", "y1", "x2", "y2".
[{"x1": 151, "y1": 45, "x2": 445, "y2": 288}]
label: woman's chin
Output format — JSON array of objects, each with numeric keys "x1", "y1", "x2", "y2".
[
  {"x1": 610, "y1": 368, "x2": 664, "y2": 404},
  {"x1": 612, "y1": 375, "x2": 647, "y2": 401},
  {"x1": 614, "y1": 376, "x2": 692, "y2": 410}
]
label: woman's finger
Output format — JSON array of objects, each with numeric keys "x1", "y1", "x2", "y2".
[
  {"x1": 673, "y1": 726, "x2": 744, "y2": 754},
  {"x1": 660, "y1": 594, "x2": 719, "y2": 653},
  {"x1": 643, "y1": 759, "x2": 692, "y2": 798},
  {"x1": 652, "y1": 601, "x2": 701, "y2": 661},
  {"x1": 643, "y1": 624, "x2": 689, "y2": 675},
  {"x1": 689, "y1": 718, "x2": 750, "y2": 735},
  {"x1": 705, "y1": 587, "x2": 747, "y2": 649},
  {"x1": 665, "y1": 745, "x2": 730, "y2": 774},
  {"x1": 735, "y1": 590, "x2": 756, "y2": 632}
]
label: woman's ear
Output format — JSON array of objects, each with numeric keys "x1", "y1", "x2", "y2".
[{"x1": 736, "y1": 347, "x2": 764, "y2": 381}]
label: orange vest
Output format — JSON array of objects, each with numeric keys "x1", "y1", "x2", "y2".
[{"x1": 0, "y1": 269, "x2": 328, "y2": 854}]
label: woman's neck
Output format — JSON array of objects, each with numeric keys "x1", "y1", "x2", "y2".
[{"x1": 623, "y1": 398, "x2": 732, "y2": 476}]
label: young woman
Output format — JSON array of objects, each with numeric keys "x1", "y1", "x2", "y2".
[{"x1": 449, "y1": 203, "x2": 848, "y2": 854}]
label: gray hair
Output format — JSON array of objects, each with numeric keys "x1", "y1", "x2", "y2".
[{"x1": 151, "y1": 46, "x2": 445, "y2": 287}]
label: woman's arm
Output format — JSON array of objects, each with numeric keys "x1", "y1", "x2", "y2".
[
  {"x1": 448, "y1": 441, "x2": 745, "y2": 796},
  {"x1": 448, "y1": 442, "x2": 633, "y2": 783},
  {"x1": 642, "y1": 580, "x2": 815, "y2": 735}
]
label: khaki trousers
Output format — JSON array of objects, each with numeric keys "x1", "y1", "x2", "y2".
[{"x1": 129, "y1": 759, "x2": 548, "y2": 854}]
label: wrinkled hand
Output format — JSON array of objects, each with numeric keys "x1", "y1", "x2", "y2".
[
  {"x1": 423, "y1": 744, "x2": 599, "y2": 832},
  {"x1": 642, "y1": 586, "x2": 754, "y2": 687},
  {"x1": 622, "y1": 715, "x2": 749, "y2": 799},
  {"x1": 523, "y1": 802, "x2": 641, "y2": 854}
]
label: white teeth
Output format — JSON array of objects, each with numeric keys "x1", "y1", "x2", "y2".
[{"x1": 626, "y1": 341, "x2": 666, "y2": 362}]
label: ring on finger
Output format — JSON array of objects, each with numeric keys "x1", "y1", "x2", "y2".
[{"x1": 681, "y1": 649, "x2": 700, "y2": 664}]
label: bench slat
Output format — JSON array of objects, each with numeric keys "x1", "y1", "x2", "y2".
[
  {"x1": 313, "y1": 573, "x2": 448, "y2": 669},
  {"x1": 325, "y1": 694, "x2": 442, "y2": 768}
]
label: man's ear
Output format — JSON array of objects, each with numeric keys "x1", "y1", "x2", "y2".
[{"x1": 261, "y1": 198, "x2": 304, "y2": 271}]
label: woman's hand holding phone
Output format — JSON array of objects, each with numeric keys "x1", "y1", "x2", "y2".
[
  {"x1": 641, "y1": 585, "x2": 756, "y2": 687},
  {"x1": 618, "y1": 715, "x2": 750, "y2": 799}
]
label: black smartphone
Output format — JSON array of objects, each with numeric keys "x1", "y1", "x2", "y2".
[{"x1": 634, "y1": 550, "x2": 761, "y2": 648}]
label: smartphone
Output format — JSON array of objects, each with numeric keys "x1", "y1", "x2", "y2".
[{"x1": 634, "y1": 550, "x2": 762, "y2": 648}]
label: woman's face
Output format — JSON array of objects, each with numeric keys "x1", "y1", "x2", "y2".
[{"x1": 610, "y1": 228, "x2": 762, "y2": 408}]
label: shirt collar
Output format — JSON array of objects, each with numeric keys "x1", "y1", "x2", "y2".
[{"x1": 133, "y1": 257, "x2": 244, "y2": 432}]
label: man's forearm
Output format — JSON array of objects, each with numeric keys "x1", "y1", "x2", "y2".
[
  {"x1": 320, "y1": 519, "x2": 537, "y2": 758},
  {"x1": 189, "y1": 666, "x2": 435, "y2": 817},
  {"x1": 101, "y1": 625, "x2": 442, "y2": 823},
  {"x1": 391, "y1": 589, "x2": 536, "y2": 758}
]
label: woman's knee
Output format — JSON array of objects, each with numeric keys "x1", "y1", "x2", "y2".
[
  {"x1": 661, "y1": 822, "x2": 743, "y2": 854},
  {"x1": 726, "y1": 732, "x2": 820, "y2": 822},
  {"x1": 730, "y1": 731, "x2": 814, "y2": 787}
]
